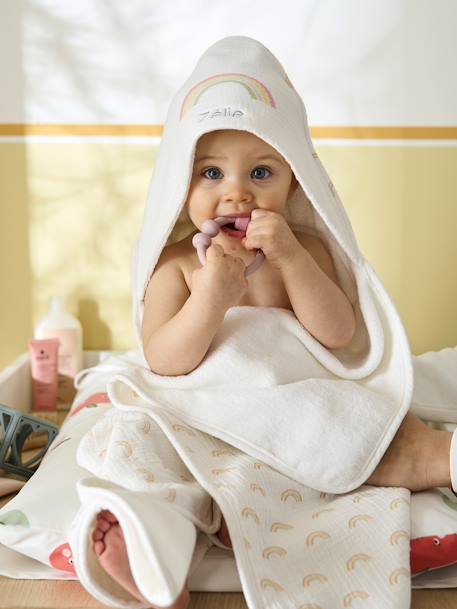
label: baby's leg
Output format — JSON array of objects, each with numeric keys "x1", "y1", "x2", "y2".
[
  {"x1": 217, "y1": 515, "x2": 232, "y2": 548},
  {"x1": 366, "y1": 411, "x2": 453, "y2": 492},
  {"x1": 92, "y1": 510, "x2": 190, "y2": 609}
]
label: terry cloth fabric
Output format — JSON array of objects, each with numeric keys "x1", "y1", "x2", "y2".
[
  {"x1": 70, "y1": 36, "x2": 414, "y2": 608},
  {"x1": 128, "y1": 32, "x2": 413, "y2": 494}
]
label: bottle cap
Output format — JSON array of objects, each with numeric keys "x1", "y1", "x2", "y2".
[{"x1": 50, "y1": 297, "x2": 65, "y2": 314}]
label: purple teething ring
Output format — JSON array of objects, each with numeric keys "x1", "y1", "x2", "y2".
[{"x1": 192, "y1": 216, "x2": 265, "y2": 277}]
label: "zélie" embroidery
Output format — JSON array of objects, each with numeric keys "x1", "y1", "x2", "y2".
[{"x1": 198, "y1": 107, "x2": 244, "y2": 122}]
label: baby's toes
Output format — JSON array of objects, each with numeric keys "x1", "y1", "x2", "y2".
[
  {"x1": 93, "y1": 539, "x2": 105, "y2": 556},
  {"x1": 95, "y1": 515, "x2": 111, "y2": 532},
  {"x1": 92, "y1": 514, "x2": 111, "y2": 544},
  {"x1": 91, "y1": 511, "x2": 118, "y2": 556},
  {"x1": 99, "y1": 509, "x2": 118, "y2": 524},
  {"x1": 92, "y1": 528, "x2": 104, "y2": 541},
  {"x1": 91, "y1": 524, "x2": 106, "y2": 555}
]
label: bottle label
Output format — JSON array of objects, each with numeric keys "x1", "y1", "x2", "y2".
[{"x1": 40, "y1": 328, "x2": 80, "y2": 410}]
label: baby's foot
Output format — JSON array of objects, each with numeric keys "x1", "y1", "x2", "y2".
[
  {"x1": 366, "y1": 411, "x2": 452, "y2": 492},
  {"x1": 92, "y1": 510, "x2": 190, "y2": 609},
  {"x1": 216, "y1": 516, "x2": 232, "y2": 549}
]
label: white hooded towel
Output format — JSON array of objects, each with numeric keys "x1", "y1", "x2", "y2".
[{"x1": 69, "y1": 36, "x2": 414, "y2": 609}]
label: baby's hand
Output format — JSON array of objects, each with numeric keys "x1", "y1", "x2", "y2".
[
  {"x1": 242, "y1": 209, "x2": 301, "y2": 271},
  {"x1": 191, "y1": 242, "x2": 248, "y2": 310}
]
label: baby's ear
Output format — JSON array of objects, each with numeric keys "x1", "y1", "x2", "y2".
[{"x1": 288, "y1": 175, "x2": 299, "y2": 197}]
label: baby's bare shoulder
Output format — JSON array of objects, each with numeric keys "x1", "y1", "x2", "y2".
[
  {"x1": 156, "y1": 235, "x2": 197, "y2": 289},
  {"x1": 159, "y1": 236, "x2": 192, "y2": 266}
]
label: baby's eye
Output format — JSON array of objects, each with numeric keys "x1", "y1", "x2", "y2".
[
  {"x1": 201, "y1": 166, "x2": 272, "y2": 180},
  {"x1": 202, "y1": 167, "x2": 222, "y2": 180},
  {"x1": 252, "y1": 166, "x2": 271, "y2": 179}
]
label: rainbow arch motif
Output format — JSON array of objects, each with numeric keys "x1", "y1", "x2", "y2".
[{"x1": 180, "y1": 72, "x2": 276, "y2": 120}]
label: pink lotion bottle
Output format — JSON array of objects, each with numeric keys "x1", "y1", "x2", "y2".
[{"x1": 34, "y1": 296, "x2": 83, "y2": 411}]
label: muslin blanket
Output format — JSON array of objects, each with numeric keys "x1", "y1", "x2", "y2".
[
  {"x1": 68, "y1": 308, "x2": 412, "y2": 609},
  {"x1": 68, "y1": 35, "x2": 414, "y2": 608}
]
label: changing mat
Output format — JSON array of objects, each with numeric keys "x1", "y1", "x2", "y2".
[{"x1": 67, "y1": 35, "x2": 415, "y2": 608}]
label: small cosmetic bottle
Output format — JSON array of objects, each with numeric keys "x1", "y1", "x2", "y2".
[{"x1": 34, "y1": 296, "x2": 83, "y2": 411}]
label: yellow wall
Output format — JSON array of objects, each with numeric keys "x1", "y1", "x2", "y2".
[
  {"x1": 320, "y1": 145, "x2": 457, "y2": 355},
  {"x1": 1, "y1": 140, "x2": 456, "y2": 370}
]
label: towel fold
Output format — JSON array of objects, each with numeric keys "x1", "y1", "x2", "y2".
[
  {"x1": 67, "y1": 477, "x2": 201, "y2": 608},
  {"x1": 107, "y1": 306, "x2": 409, "y2": 494}
]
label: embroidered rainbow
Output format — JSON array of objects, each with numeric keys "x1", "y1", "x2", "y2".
[{"x1": 180, "y1": 73, "x2": 276, "y2": 120}]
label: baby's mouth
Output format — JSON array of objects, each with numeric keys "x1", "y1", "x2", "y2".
[{"x1": 220, "y1": 221, "x2": 247, "y2": 239}]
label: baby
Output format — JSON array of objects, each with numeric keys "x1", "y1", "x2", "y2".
[
  {"x1": 90, "y1": 128, "x2": 356, "y2": 607},
  {"x1": 141, "y1": 128, "x2": 357, "y2": 379},
  {"x1": 90, "y1": 128, "x2": 454, "y2": 608}
]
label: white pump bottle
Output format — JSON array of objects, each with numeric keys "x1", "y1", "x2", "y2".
[{"x1": 34, "y1": 296, "x2": 83, "y2": 410}]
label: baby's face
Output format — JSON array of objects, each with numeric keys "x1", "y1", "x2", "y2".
[{"x1": 185, "y1": 129, "x2": 298, "y2": 253}]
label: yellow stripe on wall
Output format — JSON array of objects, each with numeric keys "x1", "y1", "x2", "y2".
[
  {"x1": 311, "y1": 126, "x2": 457, "y2": 139},
  {"x1": 0, "y1": 124, "x2": 164, "y2": 137},
  {"x1": 1, "y1": 124, "x2": 457, "y2": 139}
]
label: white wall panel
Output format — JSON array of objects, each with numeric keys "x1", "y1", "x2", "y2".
[{"x1": 1, "y1": 0, "x2": 456, "y2": 125}]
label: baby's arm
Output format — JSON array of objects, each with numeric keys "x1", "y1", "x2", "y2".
[
  {"x1": 141, "y1": 249, "x2": 226, "y2": 376},
  {"x1": 281, "y1": 234, "x2": 356, "y2": 349}
]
